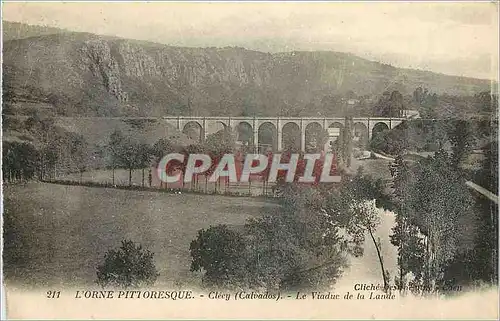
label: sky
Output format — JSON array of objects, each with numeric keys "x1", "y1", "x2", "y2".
[{"x1": 2, "y1": 1, "x2": 499, "y2": 80}]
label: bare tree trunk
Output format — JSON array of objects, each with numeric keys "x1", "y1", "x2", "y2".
[
  {"x1": 142, "y1": 168, "x2": 145, "y2": 187},
  {"x1": 368, "y1": 226, "x2": 389, "y2": 292},
  {"x1": 428, "y1": 233, "x2": 437, "y2": 293},
  {"x1": 129, "y1": 168, "x2": 132, "y2": 186},
  {"x1": 398, "y1": 217, "x2": 406, "y2": 294},
  {"x1": 424, "y1": 234, "x2": 431, "y2": 293}
]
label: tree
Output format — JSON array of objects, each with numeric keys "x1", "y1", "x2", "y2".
[
  {"x1": 244, "y1": 202, "x2": 346, "y2": 291},
  {"x1": 349, "y1": 199, "x2": 390, "y2": 290},
  {"x1": 413, "y1": 87, "x2": 425, "y2": 106},
  {"x1": 205, "y1": 152, "x2": 221, "y2": 193},
  {"x1": 281, "y1": 131, "x2": 301, "y2": 152},
  {"x1": 373, "y1": 91, "x2": 403, "y2": 117},
  {"x1": 203, "y1": 129, "x2": 235, "y2": 193},
  {"x1": 448, "y1": 119, "x2": 475, "y2": 168},
  {"x1": 283, "y1": 172, "x2": 391, "y2": 288},
  {"x1": 40, "y1": 145, "x2": 58, "y2": 181},
  {"x1": 420, "y1": 92, "x2": 439, "y2": 119},
  {"x1": 425, "y1": 120, "x2": 448, "y2": 151},
  {"x1": 183, "y1": 144, "x2": 205, "y2": 190},
  {"x1": 96, "y1": 240, "x2": 159, "y2": 288},
  {"x1": 190, "y1": 225, "x2": 247, "y2": 289},
  {"x1": 152, "y1": 138, "x2": 175, "y2": 188},
  {"x1": 389, "y1": 90, "x2": 404, "y2": 118},
  {"x1": 120, "y1": 137, "x2": 143, "y2": 187},
  {"x1": 389, "y1": 154, "x2": 426, "y2": 294},
  {"x1": 390, "y1": 213, "x2": 426, "y2": 294},
  {"x1": 190, "y1": 186, "x2": 349, "y2": 291},
  {"x1": 415, "y1": 150, "x2": 473, "y2": 292},
  {"x1": 108, "y1": 130, "x2": 147, "y2": 186},
  {"x1": 479, "y1": 140, "x2": 499, "y2": 195},
  {"x1": 190, "y1": 167, "x2": 399, "y2": 291},
  {"x1": 390, "y1": 149, "x2": 476, "y2": 294},
  {"x1": 306, "y1": 128, "x2": 329, "y2": 153},
  {"x1": 137, "y1": 143, "x2": 152, "y2": 187},
  {"x1": 68, "y1": 135, "x2": 89, "y2": 183},
  {"x1": 260, "y1": 151, "x2": 274, "y2": 195},
  {"x1": 474, "y1": 140, "x2": 499, "y2": 284},
  {"x1": 204, "y1": 127, "x2": 235, "y2": 155},
  {"x1": 342, "y1": 117, "x2": 353, "y2": 168},
  {"x1": 108, "y1": 129, "x2": 125, "y2": 185},
  {"x1": 2, "y1": 141, "x2": 39, "y2": 182},
  {"x1": 473, "y1": 91, "x2": 498, "y2": 114}
]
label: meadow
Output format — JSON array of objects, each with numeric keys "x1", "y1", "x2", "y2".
[
  {"x1": 3, "y1": 182, "x2": 280, "y2": 289},
  {"x1": 3, "y1": 157, "x2": 401, "y2": 291}
]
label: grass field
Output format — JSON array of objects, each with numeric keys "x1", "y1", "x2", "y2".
[
  {"x1": 3, "y1": 158, "x2": 401, "y2": 291},
  {"x1": 3, "y1": 182, "x2": 280, "y2": 288}
]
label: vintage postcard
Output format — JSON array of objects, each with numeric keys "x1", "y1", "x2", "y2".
[{"x1": 1, "y1": 1, "x2": 499, "y2": 319}]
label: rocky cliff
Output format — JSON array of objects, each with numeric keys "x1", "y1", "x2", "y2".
[{"x1": 2, "y1": 28, "x2": 492, "y2": 117}]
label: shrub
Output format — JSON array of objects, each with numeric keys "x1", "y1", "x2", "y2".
[
  {"x1": 96, "y1": 240, "x2": 159, "y2": 288},
  {"x1": 190, "y1": 225, "x2": 247, "y2": 289}
]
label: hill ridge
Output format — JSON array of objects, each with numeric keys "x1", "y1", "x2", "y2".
[{"x1": 2, "y1": 21, "x2": 493, "y2": 118}]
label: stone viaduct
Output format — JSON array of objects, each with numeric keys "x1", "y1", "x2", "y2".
[{"x1": 163, "y1": 116, "x2": 405, "y2": 152}]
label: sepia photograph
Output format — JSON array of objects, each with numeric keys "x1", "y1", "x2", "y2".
[{"x1": 1, "y1": 1, "x2": 499, "y2": 319}]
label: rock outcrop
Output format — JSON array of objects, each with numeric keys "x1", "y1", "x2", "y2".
[{"x1": 2, "y1": 31, "x2": 492, "y2": 117}]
